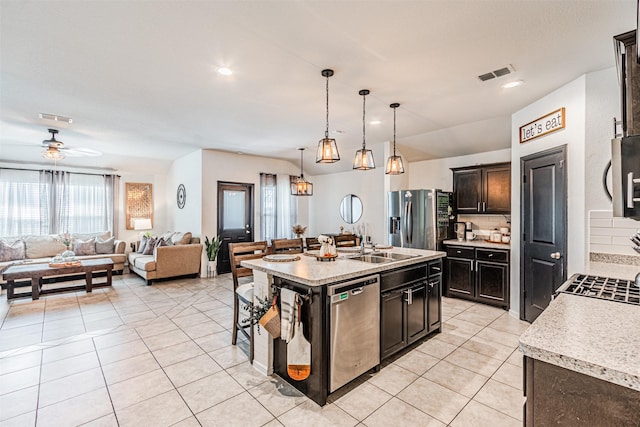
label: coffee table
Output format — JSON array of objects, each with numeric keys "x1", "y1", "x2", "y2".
[{"x1": 3, "y1": 258, "x2": 114, "y2": 300}]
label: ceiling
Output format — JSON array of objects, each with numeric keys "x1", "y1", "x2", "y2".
[{"x1": 0, "y1": 1, "x2": 636, "y2": 175}]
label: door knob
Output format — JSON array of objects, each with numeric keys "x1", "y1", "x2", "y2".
[{"x1": 550, "y1": 252, "x2": 561, "y2": 259}]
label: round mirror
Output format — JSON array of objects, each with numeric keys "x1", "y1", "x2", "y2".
[{"x1": 339, "y1": 194, "x2": 363, "y2": 224}]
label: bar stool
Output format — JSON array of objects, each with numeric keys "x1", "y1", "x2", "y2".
[
  {"x1": 334, "y1": 234, "x2": 358, "y2": 247},
  {"x1": 272, "y1": 238, "x2": 304, "y2": 254},
  {"x1": 305, "y1": 237, "x2": 321, "y2": 251},
  {"x1": 229, "y1": 240, "x2": 268, "y2": 363}
]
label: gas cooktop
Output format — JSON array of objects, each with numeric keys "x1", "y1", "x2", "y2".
[{"x1": 556, "y1": 274, "x2": 640, "y2": 306}]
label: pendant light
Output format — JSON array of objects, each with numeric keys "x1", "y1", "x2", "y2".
[
  {"x1": 385, "y1": 103, "x2": 405, "y2": 175},
  {"x1": 291, "y1": 148, "x2": 314, "y2": 196},
  {"x1": 353, "y1": 89, "x2": 375, "y2": 170},
  {"x1": 316, "y1": 69, "x2": 340, "y2": 163}
]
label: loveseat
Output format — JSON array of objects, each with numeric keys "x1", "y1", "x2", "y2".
[
  {"x1": 127, "y1": 231, "x2": 203, "y2": 285},
  {"x1": 0, "y1": 231, "x2": 126, "y2": 285}
]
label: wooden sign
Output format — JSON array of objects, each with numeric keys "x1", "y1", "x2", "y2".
[{"x1": 519, "y1": 107, "x2": 566, "y2": 144}]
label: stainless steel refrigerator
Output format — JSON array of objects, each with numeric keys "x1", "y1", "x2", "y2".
[{"x1": 388, "y1": 189, "x2": 455, "y2": 250}]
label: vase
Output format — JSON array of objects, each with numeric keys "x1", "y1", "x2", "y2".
[{"x1": 207, "y1": 260, "x2": 217, "y2": 278}]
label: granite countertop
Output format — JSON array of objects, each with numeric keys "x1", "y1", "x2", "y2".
[
  {"x1": 519, "y1": 293, "x2": 640, "y2": 391},
  {"x1": 241, "y1": 247, "x2": 445, "y2": 287},
  {"x1": 443, "y1": 239, "x2": 510, "y2": 250}
]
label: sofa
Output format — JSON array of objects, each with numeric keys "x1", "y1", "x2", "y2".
[
  {"x1": 127, "y1": 231, "x2": 203, "y2": 285},
  {"x1": 0, "y1": 231, "x2": 126, "y2": 285}
]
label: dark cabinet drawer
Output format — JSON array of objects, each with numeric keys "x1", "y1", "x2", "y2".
[
  {"x1": 380, "y1": 263, "x2": 427, "y2": 291},
  {"x1": 476, "y1": 249, "x2": 509, "y2": 263},
  {"x1": 428, "y1": 260, "x2": 443, "y2": 276},
  {"x1": 446, "y1": 246, "x2": 475, "y2": 259}
]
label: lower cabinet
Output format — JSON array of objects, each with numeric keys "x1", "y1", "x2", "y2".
[
  {"x1": 524, "y1": 357, "x2": 640, "y2": 426},
  {"x1": 381, "y1": 260, "x2": 442, "y2": 360},
  {"x1": 446, "y1": 245, "x2": 510, "y2": 309}
]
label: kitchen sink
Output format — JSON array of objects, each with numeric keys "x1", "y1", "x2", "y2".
[
  {"x1": 370, "y1": 252, "x2": 418, "y2": 261},
  {"x1": 346, "y1": 255, "x2": 393, "y2": 264},
  {"x1": 346, "y1": 252, "x2": 419, "y2": 263}
]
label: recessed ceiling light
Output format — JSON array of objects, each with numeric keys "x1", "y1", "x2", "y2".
[
  {"x1": 369, "y1": 120, "x2": 382, "y2": 125},
  {"x1": 502, "y1": 80, "x2": 523, "y2": 89},
  {"x1": 217, "y1": 67, "x2": 233, "y2": 76}
]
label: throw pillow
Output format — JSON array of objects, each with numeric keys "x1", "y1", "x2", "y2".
[
  {"x1": 162, "y1": 237, "x2": 174, "y2": 246},
  {"x1": 160, "y1": 231, "x2": 175, "y2": 241},
  {"x1": 95, "y1": 237, "x2": 115, "y2": 254},
  {"x1": 23, "y1": 235, "x2": 66, "y2": 258},
  {"x1": 155, "y1": 238, "x2": 168, "y2": 249},
  {"x1": 171, "y1": 232, "x2": 192, "y2": 245},
  {"x1": 72, "y1": 231, "x2": 111, "y2": 241},
  {"x1": 73, "y1": 238, "x2": 97, "y2": 256},
  {"x1": 142, "y1": 237, "x2": 157, "y2": 255},
  {"x1": 0, "y1": 239, "x2": 26, "y2": 262},
  {"x1": 138, "y1": 235, "x2": 149, "y2": 254}
]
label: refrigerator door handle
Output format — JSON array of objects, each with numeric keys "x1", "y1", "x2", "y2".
[{"x1": 407, "y1": 201, "x2": 413, "y2": 245}]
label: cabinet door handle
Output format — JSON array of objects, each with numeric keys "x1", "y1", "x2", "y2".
[
  {"x1": 477, "y1": 202, "x2": 481, "y2": 211},
  {"x1": 482, "y1": 202, "x2": 486, "y2": 212},
  {"x1": 470, "y1": 261, "x2": 474, "y2": 271},
  {"x1": 488, "y1": 253, "x2": 494, "y2": 257},
  {"x1": 432, "y1": 266, "x2": 441, "y2": 271},
  {"x1": 405, "y1": 289, "x2": 413, "y2": 305}
]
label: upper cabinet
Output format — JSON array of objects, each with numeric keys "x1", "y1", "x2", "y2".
[{"x1": 452, "y1": 162, "x2": 511, "y2": 214}]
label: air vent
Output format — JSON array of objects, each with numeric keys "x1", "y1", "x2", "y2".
[
  {"x1": 477, "y1": 64, "x2": 516, "y2": 82},
  {"x1": 39, "y1": 113, "x2": 73, "y2": 123}
]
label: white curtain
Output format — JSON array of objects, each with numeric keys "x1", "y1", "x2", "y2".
[
  {"x1": 260, "y1": 173, "x2": 277, "y2": 242},
  {"x1": 0, "y1": 168, "x2": 120, "y2": 237},
  {"x1": 276, "y1": 174, "x2": 297, "y2": 239}
]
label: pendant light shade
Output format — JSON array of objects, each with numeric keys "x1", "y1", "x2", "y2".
[
  {"x1": 292, "y1": 148, "x2": 313, "y2": 196},
  {"x1": 316, "y1": 69, "x2": 340, "y2": 163},
  {"x1": 385, "y1": 103, "x2": 405, "y2": 175},
  {"x1": 353, "y1": 89, "x2": 375, "y2": 170}
]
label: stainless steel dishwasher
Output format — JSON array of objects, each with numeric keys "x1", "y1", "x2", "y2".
[{"x1": 328, "y1": 274, "x2": 380, "y2": 392}]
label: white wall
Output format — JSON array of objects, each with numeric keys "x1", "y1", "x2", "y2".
[
  {"x1": 167, "y1": 150, "x2": 203, "y2": 235},
  {"x1": 118, "y1": 172, "x2": 167, "y2": 247},
  {"x1": 510, "y1": 76, "x2": 587, "y2": 316},
  {"x1": 200, "y1": 149, "x2": 307, "y2": 244},
  {"x1": 310, "y1": 142, "x2": 386, "y2": 244},
  {"x1": 409, "y1": 148, "x2": 511, "y2": 191}
]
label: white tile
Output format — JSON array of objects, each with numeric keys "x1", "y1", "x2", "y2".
[
  {"x1": 196, "y1": 391, "x2": 274, "y2": 427},
  {"x1": 38, "y1": 367, "x2": 105, "y2": 408},
  {"x1": 589, "y1": 210, "x2": 613, "y2": 219},
  {"x1": 36, "y1": 388, "x2": 113, "y2": 427},
  {"x1": 0, "y1": 385, "x2": 39, "y2": 421},
  {"x1": 0, "y1": 366, "x2": 40, "y2": 396},
  {"x1": 589, "y1": 235, "x2": 612, "y2": 245},
  {"x1": 108, "y1": 369, "x2": 174, "y2": 410},
  {"x1": 590, "y1": 218, "x2": 613, "y2": 228},
  {"x1": 114, "y1": 390, "x2": 192, "y2": 427},
  {"x1": 613, "y1": 218, "x2": 640, "y2": 229}
]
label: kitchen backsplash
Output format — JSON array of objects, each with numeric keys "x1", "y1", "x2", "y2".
[
  {"x1": 457, "y1": 214, "x2": 511, "y2": 238},
  {"x1": 589, "y1": 210, "x2": 640, "y2": 256}
]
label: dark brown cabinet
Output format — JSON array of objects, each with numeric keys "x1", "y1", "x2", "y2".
[
  {"x1": 524, "y1": 357, "x2": 640, "y2": 426},
  {"x1": 446, "y1": 245, "x2": 510, "y2": 309},
  {"x1": 452, "y1": 162, "x2": 511, "y2": 214},
  {"x1": 381, "y1": 260, "x2": 442, "y2": 360}
]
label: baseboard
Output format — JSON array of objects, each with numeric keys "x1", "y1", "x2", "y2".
[
  {"x1": 509, "y1": 308, "x2": 521, "y2": 320},
  {"x1": 252, "y1": 359, "x2": 270, "y2": 376}
]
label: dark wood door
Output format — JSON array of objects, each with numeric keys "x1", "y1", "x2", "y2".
[
  {"x1": 446, "y1": 258, "x2": 474, "y2": 298},
  {"x1": 217, "y1": 182, "x2": 254, "y2": 274},
  {"x1": 453, "y1": 169, "x2": 482, "y2": 213},
  {"x1": 406, "y1": 283, "x2": 427, "y2": 345},
  {"x1": 380, "y1": 289, "x2": 406, "y2": 359},
  {"x1": 426, "y1": 276, "x2": 441, "y2": 332},
  {"x1": 521, "y1": 146, "x2": 567, "y2": 323},
  {"x1": 483, "y1": 165, "x2": 511, "y2": 213},
  {"x1": 476, "y1": 261, "x2": 509, "y2": 307}
]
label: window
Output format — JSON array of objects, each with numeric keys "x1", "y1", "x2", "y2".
[
  {"x1": 260, "y1": 173, "x2": 297, "y2": 242},
  {"x1": 0, "y1": 168, "x2": 120, "y2": 237}
]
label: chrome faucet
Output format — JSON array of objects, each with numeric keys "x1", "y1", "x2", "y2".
[{"x1": 360, "y1": 239, "x2": 365, "y2": 255}]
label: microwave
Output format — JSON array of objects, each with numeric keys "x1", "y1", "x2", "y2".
[{"x1": 611, "y1": 135, "x2": 640, "y2": 220}]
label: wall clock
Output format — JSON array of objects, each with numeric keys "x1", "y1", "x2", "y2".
[{"x1": 177, "y1": 184, "x2": 186, "y2": 209}]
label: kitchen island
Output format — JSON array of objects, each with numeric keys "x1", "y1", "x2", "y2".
[
  {"x1": 519, "y1": 277, "x2": 640, "y2": 426},
  {"x1": 241, "y1": 247, "x2": 445, "y2": 406}
]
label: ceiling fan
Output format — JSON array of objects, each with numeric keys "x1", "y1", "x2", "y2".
[{"x1": 40, "y1": 128, "x2": 101, "y2": 160}]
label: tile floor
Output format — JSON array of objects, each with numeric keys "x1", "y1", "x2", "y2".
[{"x1": 0, "y1": 272, "x2": 530, "y2": 426}]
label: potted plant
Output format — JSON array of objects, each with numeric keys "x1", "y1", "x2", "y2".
[{"x1": 204, "y1": 235, "x2": 223, "y2": 277}]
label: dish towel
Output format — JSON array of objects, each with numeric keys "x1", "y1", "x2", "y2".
[{"x1": 280, "y1": 288, "x2": 298, "y2": 343}]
